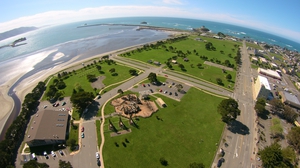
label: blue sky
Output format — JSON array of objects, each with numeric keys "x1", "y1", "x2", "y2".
[{"x1": 1, "y1": 0, "x2": 300, "y2": 42}]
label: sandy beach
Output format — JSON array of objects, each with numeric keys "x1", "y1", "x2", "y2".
[{"x1": 0, "y1": 28, "x2": 188, "y2": 136}]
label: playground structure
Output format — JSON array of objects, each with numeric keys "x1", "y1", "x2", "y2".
[{"x1": 111, "y1": 94, "x2": 158, "y2": 118}]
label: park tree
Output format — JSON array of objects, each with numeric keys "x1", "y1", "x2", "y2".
[
  {"x1": 269, "y1": 99, "x2": 284, "y2": 113},
  {"x1": 189, "y1": 162, "x2": 205, "y2": 168},
  {"x1": 59, "y1": 160, "x2": 73, "y2": 168},
  {"x1": 287, "y1": 127, "x2": 300, "y2": 152},
  {"x1": 255, "y1": 98, "x2": 266, "y2": 115},
  {"x1": 216, "y1": 78, "x2": 223, "y2": 85},
  {"x1": 271, "y1": 118, "x2": 283, "y2": 138},
  {"x1": 129, "y1": 69, "x2": 137, "y2": 76},
  {"x1": 259, "y1": 143, "x2": 286, "y2": 168},
  {"x1": 67, "y1": 138, "x2": 77, "y2": 151},
  {"x1": 70, "y1": 90, "x2": 94, "y2": 112},
  {"x1": 96, "y1": 65, "x2": 102, "y2": 71},
  {"x1": 117, "y1": 89, "x2": 124, "y2": 94},
  {"x1": 86, "y1": 74, "x2": 97, "y2": 82},
  {"x1": 109, "y1": 68, "x2": 116, "y2": 73},
  {"x1": 56, "y1": 80, "x2": 66, "y2": 89},
  {"x1": 282, "y1": 106, "x2": 298, "y2": 123},
  {"x1": 281, "y1": 147, "x2": 297, "y2": 166},
  {"x1": 217, "y1": 98, "x2": 241, "y2": 123},
  {"x1": 226, "y1": 74, "x2": 232, "y2": 81},
  {"x1": 178, "y1": 63, "x2": 185, "y2": 70},
  {"x1": 147, "y1": 72, "x2": 158, "y2": 83}
]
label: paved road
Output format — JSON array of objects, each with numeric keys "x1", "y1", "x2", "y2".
[
  {"x1": 72, "y1": 120, "x2": 99, "y2": 168},
  {"x1": 219, "y1": 40, "x2": 257, "y2": 168},
  {"x1": 112, "y1": 54, "x2": 233, "y2": 98}
]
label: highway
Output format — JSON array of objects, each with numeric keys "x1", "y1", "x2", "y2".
[{"x1": 220, "y1": 40, "x2": 257, "y2": 168}]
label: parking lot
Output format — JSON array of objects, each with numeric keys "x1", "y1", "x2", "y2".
[{"x1": 131, "y1": 79, "x2": 191, "y2": 101}]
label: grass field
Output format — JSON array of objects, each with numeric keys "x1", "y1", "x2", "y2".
[
  {"x1": 102, "y1": 88, "x2": 225, "y2": 168},
  {"x1": 69, "y1": 124, "x2": 79, "y2": 145},
  {"x1": 42, "y1": 61, "x2": 136, "y2": 100},
  {"x1": 123, "y1": 35, "x2": 239, "y2": 89},
  {"x1": 96, "y1": 120, "x2": 101, "y2": 147},
  {"x1": 269, "y1": 52, "x2": 283, "y2": 61}
]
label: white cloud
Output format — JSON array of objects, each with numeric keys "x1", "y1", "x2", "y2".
[
  {"x1": 0, "y1": 5, "x2": 299, "y2": 43},
  {"x1": 162, "y1": 0, "x2": 183, "y2": 5}
]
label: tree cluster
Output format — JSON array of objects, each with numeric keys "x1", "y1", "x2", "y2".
[
  {"x1": 86, "y1": 74, "x2": 97, "y2": 82},
  {"x1": 147, "y1": 72, "x2": 158, "y2": 83},
  {"x1": 255, "y1": 98, "x2": 266, "y2": 115},
  {"x1": 234, "y1": 48, "x2": 241, "y2": 65},
  {"x1": 46, "y1": 79, "x2": 66, "y2": 100},
  {"x1": 70, "y1": 89, "x2": 94, "y2": 115},
  {"x1": 287, "y1": 127, "x2": 300, "y2": 153},
  {"x1": 0, "y1": 82, "x2": 46, "y2": 167},
  {"x1": 23, "y1": 160, "x2": 49, "y2": 168},
  {"x1": 205, "y1": 42, "x2": 216, "y2": 51},
  {"x1": 259, "y1": 143, "x2": 296, "y2": 168},
  {"x1": 217, "y1": 98, "x2": 241, "y2": 123}
]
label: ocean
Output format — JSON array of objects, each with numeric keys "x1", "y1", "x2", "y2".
[{"x1": 0, "y1": 16, "x2": 299, "y2": 86}]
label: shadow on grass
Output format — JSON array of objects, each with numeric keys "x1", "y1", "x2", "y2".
[{"x1": 227, "y1": 120, "x2": 250, "y2": 135}]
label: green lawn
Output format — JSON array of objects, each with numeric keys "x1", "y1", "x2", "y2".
[
  {"x1": 42, "y1": 62, "x2": 137, "y2": 100},
  {"x1": 122, "y1": 35, "x2": 238, "y2": 89},
  {"x1": 69, "y1": 124, "x2": 79, "y2": 145},
  {"x1": 102, "y1": 88, "x2": 225, "y2": 168},
  {"x1": 96, "y1": 120, "x2": 101, "y2": 147},
  {"x1": 269, "y1": 52, "x2": 283, "y2": 61}
]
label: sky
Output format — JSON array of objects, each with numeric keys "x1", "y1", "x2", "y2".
[{"x1": 1, "y1": 0, "x2": 300, "y2": 43}]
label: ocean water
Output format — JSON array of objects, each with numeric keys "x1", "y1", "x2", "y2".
[{"x1": 0, "y1": 17, "x2": 299, "y2": 86}]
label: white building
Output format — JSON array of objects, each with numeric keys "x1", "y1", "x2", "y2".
[
  {"x1": 254, "y1": 75, "x2": 271, "y2": 100},
  {"x1": 258, "y1": 68, "x2": 281, "y2": 80}
]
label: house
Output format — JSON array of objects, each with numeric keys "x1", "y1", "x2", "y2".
[
  {"x1": 258, "y1": 68, "x2": 281, "y2": 80},
  {"x1": 183, "y1": 58, "x2": 189, "y2": 62},
  {"x1": 259, "y1": 57, "x2": 268, "y2": 64},
  {"x1": 251, "y1": 57, "x2": 258, "y2": 63},
  {"x1": 280, "y1": 91, "x2": 300, "y2": 109},
  {"x1": 25, "y1": 110, "x2": 69, "y2": 147}
]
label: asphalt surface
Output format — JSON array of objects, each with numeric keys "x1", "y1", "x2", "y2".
[{"x1": 218, "y1": 40, "x2": 257, "y2": 168}]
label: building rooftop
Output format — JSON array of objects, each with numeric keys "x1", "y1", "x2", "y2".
[
  {"x1": 258, "y1": 75, "x2": 271, "y2": 90},
  {"x1": 25, "y1": 110, "x2": 69, "y2": 142},
  {"x1": 258, "y1": 68, "x2": 281, "y2": 79},
  {"x1": 282, "y1": 91, "x2": 300, "y2": 105}
]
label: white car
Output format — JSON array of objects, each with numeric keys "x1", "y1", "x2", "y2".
[
  {"x1": 51, "y1": 151, "x2": 56, "y2": 157},
  {"x1": 96, "y1": 152, "x2": 100, "y2": 159}
]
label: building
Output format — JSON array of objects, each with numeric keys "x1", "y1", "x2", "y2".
[
  {"x1": 259, "y1": 57, "x2": 268, "y2": 64},
  {"x1": 251, "y1": 57, "x2": 258, "y2": 63},
  {"x1": 25, "y1": 110, "x2": 69, "y2": 147},
  {"x1": 254, "y1": 75, "x2": 271, "y2": 100},
  {"x1": 270, "y1": 63, "x2": 278, "y2": 68},
  {"x1": 280, "y1": 91, "x2": 300, "y2": 109},
  {"x1": 258, "y1": 68, "x2": 281, "y2": 80}
]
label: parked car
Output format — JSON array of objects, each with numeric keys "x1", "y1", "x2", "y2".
[
  {"x1": 62, "y1": 102, "x2": 66, "y2": 106},
  {"x1": 31, "y1": 153, "x2": 37, "y2": 160},
  {"x1": 59, "y1": 150, "x2": 64, "y2": 156},
  {"x1": 169, "y1": 92, "x2": 172, "y2": 95},
  {"x1": 81, "y1": 126, "x2": 84, "y2": 132},
  {"x1": 81, "y1": 132, "x2": 85, "y2": 138},
  {"x1": 148, "y1": 84, "x2": 150, "y2": 87},
  {"x1": 164, "y1": 91, "x2": 168, "y2": 94},
  {"x1": 96, "y1": 152, "x2": 100, "y2": 159},
  {"x1": 43, "y1": 105, "x2": 47, "y2": 109},
  {"x1": 51, "y1": 151, "x2": 56, "y2": 157},
  {"x1": 175, "y1": 92, "x2": 178, "y2": 96},
  {"x1": 217, "y1": 158, "x2": 225, "y2": 167},
  {"x1": 142, "y1": 84, "x2": 145, "y2": 87},
  {"x1": 159, "y1": 89, "x2": 162, "y2": 92},
  {"x1": 149, "y1": 89, "x2": 153, "y2": 93},
  {"x1": 43, "y1": 151, "x2": 49, "y2": 159}
]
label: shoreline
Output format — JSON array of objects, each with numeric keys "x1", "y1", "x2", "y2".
[{"x1": 0, "y1": 29, "x2": 187, "y2": 136}]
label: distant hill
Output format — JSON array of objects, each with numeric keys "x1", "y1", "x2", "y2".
[{"x1": 0, "y1": 27, "x2": 38, "y2": 41}]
